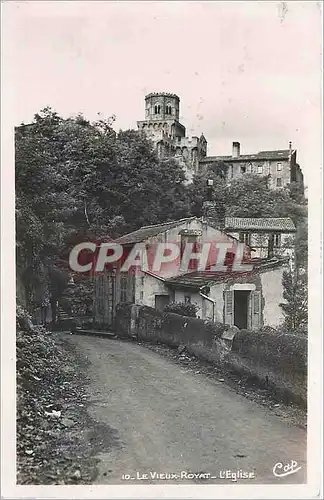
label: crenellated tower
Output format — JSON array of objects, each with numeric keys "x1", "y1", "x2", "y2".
[{"x1": 137, "y1": 92, "x2": 207, "y2": 182}]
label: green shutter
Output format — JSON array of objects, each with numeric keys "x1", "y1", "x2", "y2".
[{"x1": 224, "y1": 290, "x2": 234, "y2": 326}]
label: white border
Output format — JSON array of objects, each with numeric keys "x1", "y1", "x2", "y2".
[{"x1": 1, "y1": 1, "x2": 323, "y2": 499}]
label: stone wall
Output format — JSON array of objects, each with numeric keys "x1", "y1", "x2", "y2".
[{"x1": 114, "y1": 304, "x2": 307, "y2": 406}]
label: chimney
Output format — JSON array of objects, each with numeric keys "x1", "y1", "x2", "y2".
[
  {"x1": 232, "y1": 141, "x2": 240, "y2": 158},
  {"x1": 288, "y1": 141, "x2": 293, "y2": 162},
  {"x1": 202, "y1": 179, "x2": 225, "y2": 230}
]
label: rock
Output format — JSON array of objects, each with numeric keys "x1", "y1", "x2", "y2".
[
  {"x1": 44, "y1": 409, "x2": 61, "y2": 418},
  {"x1": 61, "y1": 418, "x2": 75, "y2": 428},
  {"x1": 72, "y1": 469, "x2": 81, "y2": 479},
  {"x1": 177, "y1": 344, "x2": 187, "y2": 355}
]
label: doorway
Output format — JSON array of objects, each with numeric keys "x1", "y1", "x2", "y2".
[
  {"x1": 155, "y1": 295, "x2": 170, "y2": 312},
  {"x1": 234, "y1": 290, "x2": 250, "y2": 329}
]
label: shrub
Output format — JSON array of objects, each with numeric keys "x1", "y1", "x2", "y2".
[{"x1": 163, "y1": 302, "x2": 198, "y2": 318}]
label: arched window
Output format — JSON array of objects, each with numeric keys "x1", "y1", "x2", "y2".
[
  {"x1": 154, "y1": 104, "x2": 161, "y2": 114},
  {"x1": 165, "y1": 105, "x2": 172, "y2": 115}
]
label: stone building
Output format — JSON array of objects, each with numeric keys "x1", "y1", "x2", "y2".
[
  {"x1": 199, "y1": 141, "x2": 304, "y2": 190},
  {"x1": 93, "y1": 211, "x2": 290, "y2": 329},
  {"x1": 224, "y1": 217, "x2": 296, "y2": 261},
  {"x1": 137, "y1": 92, "x2": 304, "y2": 191},
  {"x1": 137, "y1": 92, "x2": 207, "y2": 182}
]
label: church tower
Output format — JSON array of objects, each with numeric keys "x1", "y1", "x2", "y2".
[
  {"x1": 137, "y1": 92, "x2": 207, "y2": 182},
  {"x1": 137, "y1": 92, "x2": 186, "y2": 145}
]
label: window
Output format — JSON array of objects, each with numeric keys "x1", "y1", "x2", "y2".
[
  {"x1": 257, "y1": 165, "x2": 263, "y2": 174},
  {"x1": 276, "y1": 178, "x2": 282, "y2": 187},
  {"x1": 239, "y1": 232, "x2": 251, "y2": 245},
  {"x1": 140, "y1": 291, "x2": 144, "y2": 300},
  {"x1": 240, "y1": 166, "x2": 246, "y2": 174},
  {"x1": 277, "y1": 162, "x2": 282, "y2": 171},
  {"x1": 274, "y1": 234, "x2": 281, "y2": 247},
  {"x1": 180, "y1": 233, "x2": 200, "y2": 271},
  {"x1": 154, "y1": 104, "x2": 161, "y2": 114},
  {"x1": 247, "y1": 163, "x2": 252, "y2": 173},
  {"x1": 165, "y1": 105, "x2": 172, "y2": 115},
  {"x1": 185, "y1": 295, "x2": 191, "y2": 304},
  {"x1": 228, "y1": 164, "x2": 233, "y2": 178}
]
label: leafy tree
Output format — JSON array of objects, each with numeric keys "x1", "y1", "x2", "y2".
[
  {"x1": 188, "y1": 165, "x2": 228, "y2": 217},
  {"x1": 279, "y1": 268, "x2": 308, "y2": 334},
  {"x1": 15, "y1": 108, "x2": 191, "y2": 314}
]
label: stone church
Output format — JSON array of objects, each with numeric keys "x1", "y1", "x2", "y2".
[
  {"x1": 137, "y1": 92, "x2": 207, "y2": 182},
  {"x1": 137, "y1": 92, "x2": 304, "y2": 190}
]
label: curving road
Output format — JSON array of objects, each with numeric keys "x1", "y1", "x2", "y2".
[{"x1": 70, "y1": 335, "x2": 306, "y2": 485}]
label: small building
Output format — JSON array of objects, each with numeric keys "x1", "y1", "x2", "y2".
[
  {"x1": 224, "y1": 217, "x2": 296, "y2": 261},
  {"x1": 93, "y1": 216, "x2": 247, "y2": 328},
  {"x1": 93, "y1": 212, "x2": 290, "y2": 330},
  {"x1": 165, "y1": 257, "x2": 290, "y2": 329}
]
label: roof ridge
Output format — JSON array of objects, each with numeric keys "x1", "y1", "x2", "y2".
[
  {"x1": 225, "y1": 216, "x2": 293, "y2": 221},
  {"x1": 140, "y1": 216, "x2": 196, "y2": 229}
]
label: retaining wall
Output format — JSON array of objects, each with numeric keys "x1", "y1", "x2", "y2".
[{"x1": 114, "y1": 304, "x2": 307, "y2": 406}]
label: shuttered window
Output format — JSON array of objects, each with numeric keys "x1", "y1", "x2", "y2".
[
  {"x1": 224, "y1": 290, "x2": 234, "y2": 326},
  {"x1": 251, "y1": 290, "x2": 262, "y2": 329}
]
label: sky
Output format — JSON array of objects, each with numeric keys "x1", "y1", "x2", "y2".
[{"x1": 4, "y1": 1, "x2": 323, "y2": 186}]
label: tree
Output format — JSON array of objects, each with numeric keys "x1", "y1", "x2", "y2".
[
  {"x1": 188, "y1": 165, "x2": 228, "y2": 217},
  {"x1": 15, "y1": 108, "x2": 192, "y2": 313},
  {"x1": 280, "y1": 268, "x2": 308, "y2": 334}
]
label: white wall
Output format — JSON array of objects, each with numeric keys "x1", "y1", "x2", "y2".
[
  {"x1": 140, "y1": 274, "x2": 171, "y2": 308},
  {"x1": 141, "y1": 218, "x2": 236, "y2": 279},
  {"x1": 261, "y1": 267, "x2": 285, "y2": 326},
  {"x1": 209, "y1": 283, "x2": 225, "y2": 323},
  {"x1": 174, "y1": 290, "x2": 203, "y2": 318}
]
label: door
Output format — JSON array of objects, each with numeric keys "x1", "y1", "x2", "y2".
[
  {"x1": 94, "y1": 272, "x2": 115, "y2": 327},
  {"x1": 155, "y1": 295, "x2": 170, "y2": 312},
  {"x1": 225, "y1": 288, "x2": 262, "y2": 330},
  {"x1": 234, "y1": 290, "x2": 250, "y2": 329}
]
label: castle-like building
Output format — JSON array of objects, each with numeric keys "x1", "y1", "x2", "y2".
[
  {"x1": 137, "y1": 92, "x2": 207, "y2": 182},
  {"x1": 137, "y1": 92, "x2": 304, "y2": 190}
]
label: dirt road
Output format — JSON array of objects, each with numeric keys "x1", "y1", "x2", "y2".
[{"x1": 70, "y1": 334, "x2": 306, "y2": 485}]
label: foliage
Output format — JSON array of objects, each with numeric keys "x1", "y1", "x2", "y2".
[
  {"x1": 16, "y1": 108, "x2": 191, "y2": 311},
  {"x1": 188, "y1": 166, "x2": 227, "y2": 217},
  {"x1": 279, "y1": 269, "x2": 308, "y2": 333},
  {"x1": 60, "y1": 277, "x2": 94, "y2": 318},
  {"x1": 16, "y1": 306, "x2": 98, "y2": 484},
  {"x1": 164, "y1": 301, "x2": 199, "y2": 318}
]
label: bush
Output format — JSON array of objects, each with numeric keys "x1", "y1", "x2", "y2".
[{"x1": 163, "y1": 302, "x2": 198, "y2": 318}]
